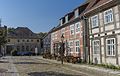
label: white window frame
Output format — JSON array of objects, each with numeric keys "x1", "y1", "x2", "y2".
[
  {"x1": 65, "y1": 15, "x2": 68, "y2": 23},
  {"x1": 60, "y1": 19, "x2": 63, "y2": 26},
  {"x1": 91, "y1": 15, "x2": 99, "y2": 28},
  {"x1": 61, "y1": 28, "x2": 65, "y2": 36},
  {"x1": 52, "y1": 33, "x2": 54, "y2": 40},
  {"x1": 104, "y1": 9, "x2": 114, "y2": 24},
  {"x1": 70, "y1": 24, "x2": 75, "y2": 35},
  {"x1": 54, "y1": 32, "x2": 57, "y2": 40},
  {"x1": 75, "y1": 9, "x2": 79, "y2": 18},
  {"x1": 75, "y1": 40, "x2": 80, "y2": 53},
  {"x1": 69, "y1": 41, "x2": 74, "y2": 54},
  {"x1": 93, "y1": 40, "x2": 100, "y2": 54},
  {"x1": 75, "y1": 22, "x2": 80, "y2": 34},
  {"x1": 106, "y1": 38, "x2": 116, "y2": 56}
]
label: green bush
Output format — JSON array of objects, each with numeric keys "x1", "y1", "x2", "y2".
[
  {"x1": 118, "y1": 66, "x2": 120, "y2": 70},
  {"x1": 109, "y1": 64, "x2": 117, "y2": 70},
  {"x1": 89, "y1": 63, "x2": 120, "y2": 70}
]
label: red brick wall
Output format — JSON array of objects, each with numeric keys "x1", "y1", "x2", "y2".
[{"x1": 51, "y1": 20, "x2": 84, "y2": 59}]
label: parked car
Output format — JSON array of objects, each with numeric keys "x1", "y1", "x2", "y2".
[{"x1": 17, "y1": 51, "x2": 33, "y2": 56}]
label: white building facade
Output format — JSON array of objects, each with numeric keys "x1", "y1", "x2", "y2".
[{"x1": 86, "y1": 0, "x2": 120, "y2": 65}]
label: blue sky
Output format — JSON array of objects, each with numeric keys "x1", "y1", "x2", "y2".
[{"x1": 0, "y1": 0, "x2": 85, "y2": 33}]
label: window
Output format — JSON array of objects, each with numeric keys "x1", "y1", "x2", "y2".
[
  {"x1": 17, "y1": 40, "x2": 20, "y2": 42},
  {"x1": 69, "y1": 41, "x2": 73, "y2": 46},
  {"x1": 31, "y1": 39, "x2": 33, "y2": 42},
  {"x1": 104, "y1": 9, "x2": 113, "y2": 24},
  {"x1": 37, "y1": 40, "x2": 39, "y2": 42},
  {"x1": 93, "y1": 40, "x2": 100, "y2": 54},
  {"x1": 61, "y1": 28, "x2": 65, "y2": 36},
  {"x1": 22, "y1": 46, "x2": 25, "y2": 51},
  {"x1": 54, "y1": 32, "x2": 57, "y2": 40},
  {"x1": 26, "y1": 46, "x2": 29, "y2": 51},
  {"x1": 65, "y1": 15, "x2": 68, "y2": 23},
  {"x1": 52, "y1": 33, "x2": 54, "y2": 40},
  {"x1": 106, "y1": 38, "x2": 115, "y2": 56},
  {"x1": 8, "y1": 39, "x2": 10, "y2": 42},
  {"x1": 27, "y1": 40, "x2": 29, "y2": 42},
  {"x1": 75, "y1": 40, "x2": 80, "y2": 52},
  {"x1": 75, "y1": 9, "x2": 79, "y2": 18},
  {"x1": 17, "y1": 46, "x2": 20, "y2": 51},
  {"x1": 52, "y1": 33, "x2": 56, "y2": 40},
  {"x1": 91, "y1": 15, "x2": 99, "y2": 28},
  {"x1": 60, "y1": 19, "x2": 63, "y2": 26},
  {"x1": 70, "y1": 24, "x2": 74, "y2": 35},
  {"x1": 22, "y1": 40, "x2": 25, "y2": 42},
  {"x1": 69, "y1": 41, "x2": 74, "y2": 53},
  {"x1": 75, "y1": 22, "x2": 80, "y2": 33}
]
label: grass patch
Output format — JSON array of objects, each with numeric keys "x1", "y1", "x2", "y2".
[{"x1": 90, "y1": 63, "x2": 120, "y2": 70}]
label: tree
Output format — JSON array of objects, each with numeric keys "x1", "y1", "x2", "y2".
[
  {"x1": 0, "y1": 26, "x2": 7, "y2": 56},
  {"x1": 8, "y1": 27, "x2": 15, "y2": 33},
  {"x1": 0, "y1": 26, "x2": 7, "y2": 45},
  {"x1": 37, "y1": 32, "x2": 47, "y2": 39}
]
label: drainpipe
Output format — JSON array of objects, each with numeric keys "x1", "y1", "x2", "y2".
[{"x1": 82, "y1": 15, "x2": 90, "y2": 63}]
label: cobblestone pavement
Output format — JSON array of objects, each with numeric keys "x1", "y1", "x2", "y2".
[
  {"x1": 11, "y1": 56, "x2": 89, "y2": 76},
  {"x1": 0, "y1": 56, "x2": 20, "y2": 76},
  {"x1": 0, "y1": 56, "x2": 119, "y2": 76},
  {"x1": 34, "y1": 57, "x2": 120, "y2": 76}
]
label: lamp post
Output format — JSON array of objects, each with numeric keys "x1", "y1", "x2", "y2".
[{"x1": 60, "y1": 34, "x2": 65, "y2": 64}]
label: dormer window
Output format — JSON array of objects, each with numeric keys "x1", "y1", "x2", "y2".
[
  {"x1": 75, "y1": 9, "x2": 79, "y2": 18},
  {"x1": 60, "y1": 19, "x2": 63, "y2": 26},
  {"x1": 65, "y1": 15, "x2": 68, "y2": 23}
]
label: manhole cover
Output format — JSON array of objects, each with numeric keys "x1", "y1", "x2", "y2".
[{"x1": 0, "y1": 68, "x2": 7, "y2": 73}]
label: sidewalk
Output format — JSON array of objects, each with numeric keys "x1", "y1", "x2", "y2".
[{"x1": 34, "y1": 56, "x2": 120, "y2": 76}]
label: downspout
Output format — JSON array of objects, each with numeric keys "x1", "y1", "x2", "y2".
[{"x1": 82, "y1": 15, "x2": 90, "y2": 63}]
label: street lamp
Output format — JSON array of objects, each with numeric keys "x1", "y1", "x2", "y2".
[
  {"x1": 61, "y1": 34, "x2": 64, "y2": 43},
  {"x1": 60, "y1": 34, "x2": 65, "y2": 64}
]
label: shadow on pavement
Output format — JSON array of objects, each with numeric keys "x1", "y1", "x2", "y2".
[
  {"x1": 0, "y1": 61, "x2": 9, "y2": 63},
  {"x1": 28, "y1": 71, "x2": 81, "y2": 76},
  {"x1": 0, "y1": 68, "x2": 8, "y2": 73},
  {"x1": 14, "y1": 62, "x2": 49, "y2": 65}
]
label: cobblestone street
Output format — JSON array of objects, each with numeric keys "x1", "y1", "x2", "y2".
[
  {"x1": 0, "y1": 56, "x2": 119, "y2": 76},
  {"x1": 0, "y1": 56, "x2": 90, "y2": 76}
]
